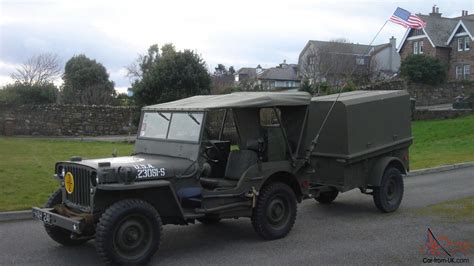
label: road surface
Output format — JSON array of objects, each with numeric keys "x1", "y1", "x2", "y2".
[{"x1": 1, "y1": 167, "x2": 473, "y2": 265}]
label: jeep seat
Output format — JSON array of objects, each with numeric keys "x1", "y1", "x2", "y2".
[{"x1": 200, "y1": 150, "x2": 258, "y2": 189}]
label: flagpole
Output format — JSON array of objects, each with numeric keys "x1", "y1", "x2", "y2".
[{"x1": 365, "y1": 20, "x2": 389, "y2": 52}]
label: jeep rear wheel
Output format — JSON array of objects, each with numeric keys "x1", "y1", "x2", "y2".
[
  {"x1": 373, "y1": 167, "x2": 404, "y2": 213},
  {"x1": 315, "y1": 189, "x2": 339, "y2": 204},
  {"x1": 44, "y1": 189, "x2": 89, "y2": 246},
  {"x1": 96, "y1": 199, "x2": 162, "y2": 265},
  {"x1": 251, "y1": 182, "x2": 297, "y2": 240}
]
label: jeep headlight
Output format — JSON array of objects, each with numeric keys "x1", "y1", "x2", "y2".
[{"x1": 118, "y1": 167, "x2": 135, "y2": 183}]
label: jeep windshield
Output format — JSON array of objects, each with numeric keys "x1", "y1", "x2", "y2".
[{"x1": 139, "y1": 111, "x2": 204, "y2": 142}]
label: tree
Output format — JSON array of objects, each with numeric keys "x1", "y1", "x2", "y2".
[
  {"x1": 0, "y1": 82, "x2": 58, "y2": 105},
  {"x1": 130, "y1": 44, "x2": 211, "y2": 106},
  {"x1": 211, "y1": 63, "x2": 235, "y2": 94},
  {"x1": 11, "y1": 53, "x2": 61, "y2": 86},
  {"x1": 61, "y1": 55, "x2": 115, "y2": 105},
  {"x1": 299, "y1": 39, "x2": 371, "y2": 94},
  {"x1": 400, "y1": 55, "x2": 447, "y2": 85}
]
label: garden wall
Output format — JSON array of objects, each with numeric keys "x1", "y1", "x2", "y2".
[
  {"x1": 361, "y1": 79, "x2": 474, "y2": 106},
  {"x1": 0, "y1": 104, "x2": 139, "y2": 136}
]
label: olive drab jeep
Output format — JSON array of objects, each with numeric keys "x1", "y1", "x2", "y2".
[{"x1": 32, "y1": 90, "x2": 412, "y2": 265}]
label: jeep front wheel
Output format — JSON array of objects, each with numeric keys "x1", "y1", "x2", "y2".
[
  {"x1": 95, "y1": 199, "x2": 162, "y2": 265},
  {"x1": 373, "y1": 167, "x2": 404, "y2": 213},
  {"x1": 44, "y1": 189, "x2": 89, "y2": 246},
  {"x1": 251, "y1": 182, "x2": 297, "y2": 240}
]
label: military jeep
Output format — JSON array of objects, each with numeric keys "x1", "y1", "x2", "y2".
[{"x1": 33, "y1": 90, "x2": 412, "y2": 265}]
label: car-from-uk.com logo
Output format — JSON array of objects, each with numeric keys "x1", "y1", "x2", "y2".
[{"x1": 420, "y1": 228, "x2": 472, "y2": 264}]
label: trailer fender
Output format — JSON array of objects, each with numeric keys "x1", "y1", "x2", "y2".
[{"x1": 368, "y1": 157, "x2": 407, "y2": 187}]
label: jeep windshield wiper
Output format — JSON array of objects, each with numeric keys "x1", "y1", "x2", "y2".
[
  {"x1": 187, "y1": 112, "x2": 200, "y2": 125},
  {"x1": 157, "y1": 112, "x2": 170, "y2": 121}
]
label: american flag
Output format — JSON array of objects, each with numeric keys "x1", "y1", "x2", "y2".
[{"x1": 389, "y1": 7, "x2": 426, "y2": 29}]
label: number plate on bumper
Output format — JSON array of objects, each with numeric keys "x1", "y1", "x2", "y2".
[{"x1": 32, "y1": 207, "x2": 84, "y2": 234}]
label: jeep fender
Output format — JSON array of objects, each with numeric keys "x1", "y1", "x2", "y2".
[
  {"x1": 368, "y1": 157, "x2": 407, "y2": 187},
  {"x1": 96, "y1": 180, "x2": 185, "y2": 224},
  {"x1": 243, "y1": 161, "x2": 302, "y2": 201}
]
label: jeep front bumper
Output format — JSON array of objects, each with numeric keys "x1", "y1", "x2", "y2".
[{"x1": 32, "y1": 207, "x2": 85, "y2": 234}]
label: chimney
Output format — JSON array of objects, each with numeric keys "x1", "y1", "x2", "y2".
[
  {"x1": 430, "y1": 5, "x2": 442, "y2": 17},
  {"x1": 390, "y1": 36, "x2": 396, "y2": 48},
  {"x1": 461, "y1": 10, "x2": 469, "y2": 16}
]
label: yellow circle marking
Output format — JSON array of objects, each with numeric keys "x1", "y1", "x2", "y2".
[{"x1": 64, "y1": 172, "x2": 74, "y2": 194}]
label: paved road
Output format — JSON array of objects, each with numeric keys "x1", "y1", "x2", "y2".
[{"x1": 1, "y1": 167, "x2": 473, "y2": 265}]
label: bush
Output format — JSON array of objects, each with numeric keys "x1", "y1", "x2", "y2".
[
  {"x1": 400, "y1": 55, "x2": 447, "y2": 85},
  {"x1": 0, "y1": 82, "x2": 58, "y2": 105}
]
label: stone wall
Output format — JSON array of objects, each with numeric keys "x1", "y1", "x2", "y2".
[
  {"x1": 361, "y1": 79, "x2": 474, "y2": 106},
  {"x1": 0, "y1": 104, "x2": 139, "y2": 136},
  {"x1": 413, "y1": 109, "x2": 473, "y2": 121}
]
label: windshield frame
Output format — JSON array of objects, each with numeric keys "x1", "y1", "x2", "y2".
[{"x1": 137, "y1": 111, "x2": 206, "y2": 144}]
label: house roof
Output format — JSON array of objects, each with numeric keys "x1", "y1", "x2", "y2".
[
  {"x1": 399, "y1": 14, "x2": 474, "y2": 50},
  {"x1": 419, "y1": 15, "x2": 458, "y2": 47},
  {"x1": 306, "y1": 40, "x2": 374, "y2": 55},
  {"x1": 258, "y1": 64, "x2": 299, "y2": 81},
  {"x1": 142, "y1": 91, "x2": 311, "y2": 111},
  {"x1": 237, "y1": 67, "x2": 258, "y2": 78}
]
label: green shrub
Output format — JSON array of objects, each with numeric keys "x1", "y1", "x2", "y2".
[
  {"x1": 0, "y1": 82, "x2": 59, "y2": 105},
  {"x1": 400, "y1": 55, "x2": 447, "y2": 85}
]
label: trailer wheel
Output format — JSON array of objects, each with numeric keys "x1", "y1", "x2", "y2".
[
  {"x1": 315, "y1": 189, "x2": 339, "y2": 204},
  {"x1": 43, "y1": 189, "x2": 89, "y2": 246},
  {"x1": 251, "y1": 182, "x2": 297, "y2": 240},
  {"x1": 373, "y1": 167, "x2": 404, "y2": 213},
  {"x1": 96, "y1": 199, "x2": 162, "y2": 265}
]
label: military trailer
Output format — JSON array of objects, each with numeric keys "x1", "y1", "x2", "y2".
[{"x1": 32, "y1": 90, "x2": 412, "y2": 265}]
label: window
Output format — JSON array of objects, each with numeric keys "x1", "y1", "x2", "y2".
[
  {"x1": 458, "y1": 37, "x2": 471, "y2": 51},
  {"x1": 413, "y1": 41, "x2": 423, "y2": 54},
  {"x1": 464, "y1": 65, "x2": 470, "y2": 79},
  {"x1": 413, "y1": 41, "x2": 419, "y2": 54},
  {"x1": 139, "y1": 111, "x2": 204, "y2": 142},
  {"x1": 356, "y1": 57, "x2": 365, "y2": 65},
  {"x1": 456, "y1": 66, "x2": 463, "y2": 79},
  {"x1": 308, "y1": 56, "x2": 315, "y2": 66}
]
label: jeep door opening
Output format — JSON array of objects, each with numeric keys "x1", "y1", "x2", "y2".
[{"x1": 32, "y1": 90, "x2": 412, "y2": 265}]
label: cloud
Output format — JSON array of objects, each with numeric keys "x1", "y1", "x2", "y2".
[{"x1": 0, "y1": 0, "x2": 471, "y2": 90}]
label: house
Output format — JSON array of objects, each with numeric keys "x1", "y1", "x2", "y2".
[
  {"x1": 234, "y1": 65, "x2": 264, "y2": 83},
  {"x1": 398, "y1": 6, "x2": 473, "y2": 80},
  {"x1": 234, "y1": 61, "x2": 301, "y2": 91},
  {"x1": 298, "y1": 37, "x2": 400, "y2": 85}
]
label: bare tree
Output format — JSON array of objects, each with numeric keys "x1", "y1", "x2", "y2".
[
  {"x1": 11, "y1": 53, "x2": 61, "y2": 85},
  {"x1": 299, "y1": 39, "x2": 371, "y2": 94}
]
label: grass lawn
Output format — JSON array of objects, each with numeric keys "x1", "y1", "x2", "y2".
[
  {"x1": 410, "y1": 114, "x2": 474, "y2": 169},
  {"x1": 0, "y1": 114, "x2": 473, "y2": 211},
  {"x1": 0, "y1": 138, "x2": 133, "y2": 211}
]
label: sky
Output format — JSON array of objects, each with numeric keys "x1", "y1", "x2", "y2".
[{"x1": 0, "y1": 0, "x2": 472, "y2": 93}]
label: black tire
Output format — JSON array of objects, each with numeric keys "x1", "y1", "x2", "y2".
[
  {"x1": 251, "y1": 182, "x2": 297, "y2": 240},
  {"x1": 315, "y1": 189, "x2": 339, "y2": 204},
  {"x1": 373, "y1": 167, "x2": 404, "y2": 213},
  {"x1": 197, "y1": 216, "x2": 221, "y2": 224},
  {"x1": 95, "y1": 199, "x2": 162, "y2": 266},
  {"x1": 43, "y1": 189, "x2": 89, "y2": 246}
]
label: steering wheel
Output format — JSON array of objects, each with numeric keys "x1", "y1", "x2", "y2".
[{"x1": 202, "y1": 140, "x2": 224, "y2": 163}]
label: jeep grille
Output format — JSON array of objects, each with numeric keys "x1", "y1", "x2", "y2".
[{"x1": 62, "y1": 165, "x2": 92, "y2": 210}]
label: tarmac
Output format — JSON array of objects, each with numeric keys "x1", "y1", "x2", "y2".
[{"x1": 1, "y1": 158, "x2": 473, "y2": 223}]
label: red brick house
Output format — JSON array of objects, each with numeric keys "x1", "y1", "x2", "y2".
[{"x1": 398, "y1": 6, "x2": 473, "y2": 80}]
